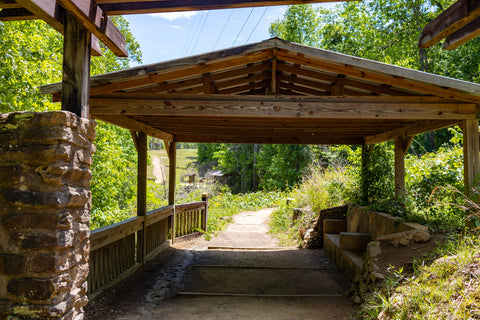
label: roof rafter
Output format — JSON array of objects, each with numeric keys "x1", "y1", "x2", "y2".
[{"x1": 419, "y1": 0, "x2": 480, "y2": 49}]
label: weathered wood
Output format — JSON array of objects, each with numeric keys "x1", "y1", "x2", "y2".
[
  {"x1": 90, "y1": 94, "x2": 477, "y2": 120},
  {"x1": 172, "y1": 134, "x2": 364, "y2": 145},
  {"x1": 136, "y1": 131, "x2": 147, "y2": 264},
  {"x1": 277, "y1": 51, "x2": 480, "y2": 103},
  {"x1": 94, "y1": 114, "x2": 174, "y2": 141},
  {"x1": 0, "y1": 0, "x2": 22, "y2": 9},
  {"x1": 0, "y1": 8, "x2": 36, "y2": 20},
  {"x1": 88, "y1": 51, "x2": 274, "y2": 96},
  {"x1": 168, "y1": 142, "x2": 177, "y2": 243},
  {"x1": 145, "y1": 205, "x2": 174, "y2": 226},
  {"x1": 98, "y1": 0, "x2": 352, "y2": 15},
  {"x1": 444, "y1": 15, "x2": 480, "y2": 49},
  {"x1": 56, "y1": 0, "x2": 128, "y2": 57},
  {"x1": 419, "y1": 0, "x2": 480, "y2": 49},
  {"x1": 463, "y1": 119, "x2": 480, "y2": 188},
  {"x1": 62, "y1": 12, "x2": 91, "y2": 117},
  {"x1": 202, "y1": 193, "x2": 208, "y2": 231},
  {"x1": 90, "y1": 216, "x2": 143, "y2": 251},
  {"x1": 364, "y1": 120, "x2": 461, "y2": 145},
  {"x1": 175, "y1": 201, "x2": 206, "y2": 213},
  {"x1": 394, "y1": 136, "x2": 413, "y2": 200}
]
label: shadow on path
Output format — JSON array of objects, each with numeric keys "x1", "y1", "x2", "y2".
[{"x1": 85, "y1": 208, "x2": 355, "y2": 320}]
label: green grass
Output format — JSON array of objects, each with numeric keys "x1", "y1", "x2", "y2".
[{"x1": 357, "y1": 233, "x2": 480, "y2": 320}]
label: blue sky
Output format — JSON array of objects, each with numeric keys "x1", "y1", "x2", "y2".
[{"x1": 124, "y1": 3, "x2": 338, "y2": 65}]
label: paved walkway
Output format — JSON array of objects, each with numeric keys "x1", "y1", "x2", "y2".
[{"x1": 85, "y1": 208, "x2": 355, "y2": 320}]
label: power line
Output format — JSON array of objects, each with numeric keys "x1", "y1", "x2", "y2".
[
  {"x1": 183, "y1": 14, "x2": 202, "y2": 56},
  {"x1": 232, "y1": 8, "x2": 254, "y2": 46},
  {"x1": 245, "y1": 7, "x2": 269, "y2": 44},
  {"x1": 213, "y1": 9, "x2": 234, "y2": 50},
  {"x1": 190, "y1": 11, "x2": 210, "y2": 55}
]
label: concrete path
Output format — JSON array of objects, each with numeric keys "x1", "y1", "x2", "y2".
[{"x1": 85, "y1": 208, "x2": 355, "y2": 320}]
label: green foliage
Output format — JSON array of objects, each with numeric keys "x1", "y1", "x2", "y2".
[
  {"x1": 269, "y1": 4, "x2": 320, "y2": 46},
  {"x1": 257, "y1": 145, "x2": 312, "y2": 191},
  {"x1": 206, "y1": 187, "x2": 287, "y2": 238},
  {"x1": 0, "y1": 18, "x2": 143, "y2": 229},
  {"x1": 358, "y1": 234, "x2": 480, "y2": 320}
]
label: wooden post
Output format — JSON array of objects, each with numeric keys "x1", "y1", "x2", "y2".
[
  {"x1": 136, "y1": 132, "x2": 147, "y2": 264},
  {"x1": 168, "y1": 142, "x2": 177, "y2": 243},
  {"x1": 62, "y1": 12, "x2": 91, "y2": 118},
  {"x1": 202, "y1": 193, "x2": 208, "y2": 232},
  {"x1": 463, "y1": 119, "x2": 480, "y2": 189},
  {"x1": 394, "y1": 136, "x2": 413, "y2": 200},
  {"x1": 360, "y1": 144, "x2": 370, "y2": 204}
]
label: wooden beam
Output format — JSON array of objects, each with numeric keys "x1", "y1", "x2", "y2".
[
  {"x1": 136, "y1": 131, "x2": 147, "y2": 264},
  {"x1": 13, "y1": 0, "x2": 103, "y2": 56},
  {"x1": 394, "y1": 136, "x2": 413, "y2": 200},
  {"x1": 331, "y1": 75, "x2": 346, "y2": 96},
  {"x1": 168, "y1": 142, "x2": 177, "y2": 205},
  {"x1": 62, "y1": 12, "x2": 91, "y2": 118},
  {"x1": 130, "y1": 130, "x2": 139, "y2": 150},
  {"x1": 172, "y1": 134, "x2": 364, "y2": 145},
  {"x1": 444, "y1": 15, "x2": 480, "y2": 49},
  {"x1": 90, "y1": 94, "x2": 478, "y2": 120},
  {"x1": 88, "y1": 51, "x2": 274, "y2": 96},
  {"x1": 364, "y1": 120, "x2": 461, "y2": 145},
  {"x1": 0, "y1": 8, "x2": 36, "y2": 20},
  {"x1": 463, "y1": 119, "x2": 480, "y2": 188},
  {"x1": 93, "y1": 114, "x2": 174, "y2": 141},
  {"x1": 277, "y1": 51, "x2": 480, "y2": 103},
  {"x1": 0, "y1": 0, "x2": 22, "y2": 9},
  {"x1": 98, "y1": 0, "x2": 352, "y2": 15},
  {"x1": 56, "y1": 0, "x2": 128, "y2": 57},
  {"x1": 419, "y1": 0, "x2": 480, "y2": 49}
]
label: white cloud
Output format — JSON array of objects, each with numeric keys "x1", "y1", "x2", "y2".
[
  {"x1": 171, "y1": 25, "x2": 183, "y2": 30},
  {"x1": 149, "y1": 11, "x2": 200, "y2": 20}
]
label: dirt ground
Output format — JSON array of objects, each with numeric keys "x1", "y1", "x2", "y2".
[{"x1": 85, "y1": 209, "x2": 355, "y2": 320}]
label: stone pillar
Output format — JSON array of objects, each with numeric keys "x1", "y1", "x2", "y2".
[{"x1": 0, "y1": 111, "x2": 96, "y2": 319}]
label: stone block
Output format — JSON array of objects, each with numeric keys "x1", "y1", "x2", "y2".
[
  {"x1": 28, "y1": 255, "x2": 57, "y2": 273},
  {"x1": 3, "y1": 213, "x2": 72, "y2": 230},
  {"x1": 10, "y1": 230, "x2": 75, "y2": 250},
  {"x1": 0, "y1": 254, "x2": 26, "y2": 275},
  {"x1": 7, "y1": 278, "x2": 55, "y2": 301}
]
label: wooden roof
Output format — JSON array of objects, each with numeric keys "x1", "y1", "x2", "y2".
[
  {"x1": 41, "y1": 38, "x2": 480, "y2": 145},
  {"x1": 0, "y1": 0, "x2": 351, "y2": 20}
]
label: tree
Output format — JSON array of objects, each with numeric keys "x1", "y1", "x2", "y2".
[{"x1": 0, "y1": 18, "x2": 143, "y2": 228}]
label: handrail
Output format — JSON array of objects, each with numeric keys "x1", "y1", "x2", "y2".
[{"x1": 90, "y1": 216, "x2": 143, "y2": 251}]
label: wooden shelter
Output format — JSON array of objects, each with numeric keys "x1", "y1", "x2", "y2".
[
  {"x1": 40, "y1": 38, "x2": 480, "y2": 197},
  {"x1": 419, "y1": 0, "x2": 480, "y2": 50}
]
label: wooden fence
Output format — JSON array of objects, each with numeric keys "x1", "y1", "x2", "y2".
[{"x1": 88, "y1": 199, "x2": 208, "y2": 299}]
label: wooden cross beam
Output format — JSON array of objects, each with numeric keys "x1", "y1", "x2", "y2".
[
  {"x1": 12, "y1": 0, "x2": 127, "y2": 57},
  {"x1": 419, "y1": 0, "x2": 480, "y2": 49},
  {"x1": 89, "y1": 94, "x2": 478, "y2": 120}
]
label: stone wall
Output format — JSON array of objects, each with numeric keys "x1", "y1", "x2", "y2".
[{"x1": 0, "y1": 111, "x2": 96, "y2": 319}]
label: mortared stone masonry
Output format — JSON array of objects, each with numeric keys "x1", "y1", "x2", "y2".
[{"x1": 0, "y1": 111, "x2": 96, "y2": 319}]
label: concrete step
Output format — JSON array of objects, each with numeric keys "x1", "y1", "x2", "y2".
[
  {"x1": 323, "y1": 233, "x2": 366, "y2": 279},
  {"x1": 323, "y1": 219, "x2": 347, "y2": 234},
  {"x1": 339, "y1": 232, "x2": 371, "y2": 251},
  {"x1": 342, "y1": 250, "x2": 364, "y2": 278}
]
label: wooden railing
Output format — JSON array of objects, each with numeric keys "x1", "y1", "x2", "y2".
[
  {"x1": 88, "y1": 197, "x2": 208, "y2": 299},
  {"x1": 173, "y1": 201, "x2": 207, "y2": 241}
]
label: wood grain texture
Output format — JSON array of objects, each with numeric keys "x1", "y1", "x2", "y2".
[{"x1": 419, "y1": 0, "x2": 480, "y2": 48}]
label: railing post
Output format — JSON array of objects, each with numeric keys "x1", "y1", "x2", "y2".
[
  {"x1": 202, "y1": 193, "x2": 209, "y2": 232},
  {"x1": 136, "y1": 132, "x2": 147, "y2": 264}
]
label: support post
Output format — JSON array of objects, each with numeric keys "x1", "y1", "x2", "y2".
[
  {"x1": 168, "y1": 142, "x2": 177, "y2": 243},
  {"x1": 136, "y1": 132, "x2": 147, "y2": 264},
  {"x1": 202, "y1": 193, "x2": 209, "y2": 231},
  {"x1": 463, "y1": 119, "x2": 480, "y2": 189},
  {"x1": 395, "y1": 136, "x2": 414, "y2": 200},
  {"x1": 62, "y1": 12, "x2": 91, "y2": 118},
  {"x1": 360, "y1": 144, "x2": 371, "y2": 204}
]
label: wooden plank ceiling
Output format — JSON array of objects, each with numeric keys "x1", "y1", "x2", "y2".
[{"x1": 41, "y1": 38, "x2": 480, "y2": 145}]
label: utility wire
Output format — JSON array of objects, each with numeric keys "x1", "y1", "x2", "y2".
[
  {"x1": 213, "y1": 9, "x2": 234, "y2": 50},
  {"x1": 232, "y1": 8, "x2": 254, "y2": 46},
  {"x1": 190, "y1": 11, "x2": 210, "y2": 55},
  {"x1": 183, "y1": 14, "x2": 202, "y2": 56},
  {"x1": 245, "y1": 7, "x2": 269, "y2": 44}
]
